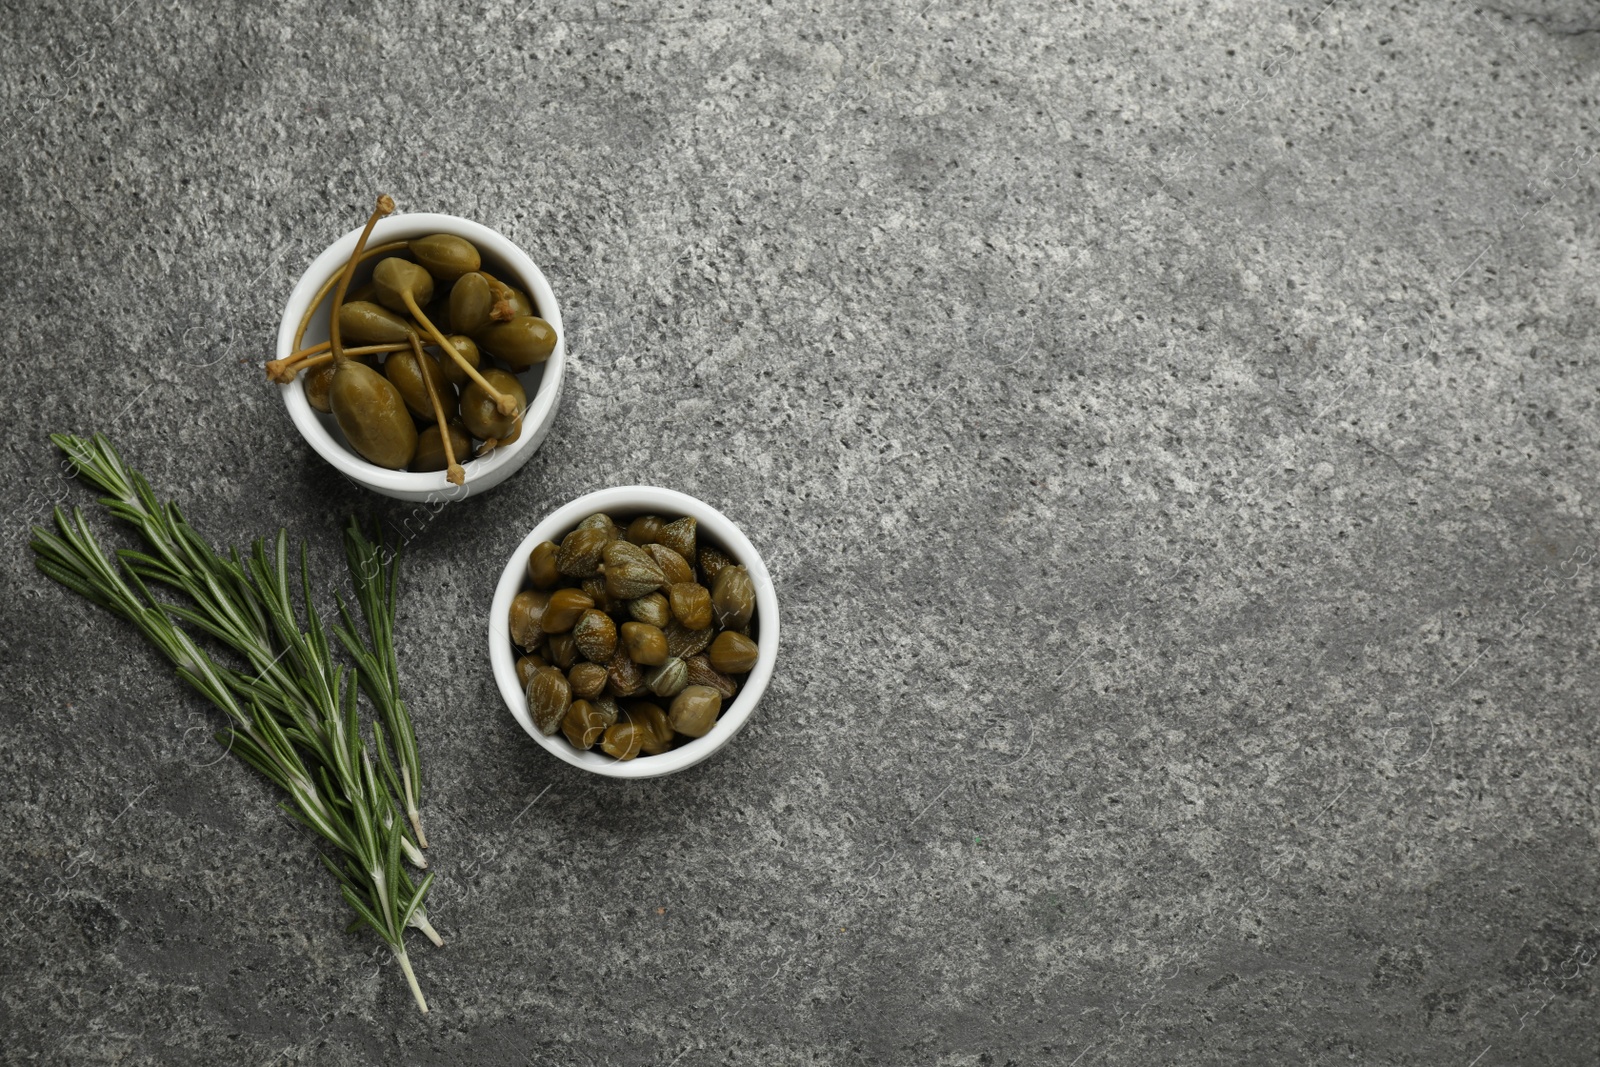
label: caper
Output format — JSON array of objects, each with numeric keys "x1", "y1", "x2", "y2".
[
  {"x1": 646, "y1": 543, "x2": 695, "y2": 586},
  {"x1": 509, "y1": 589, "x2": 550, "y2": 648},
  {"x1": 620, "y1": 622, "x2": 668, "y2": 666},
  {"x1": 646, "y1": 657, "x2": 689, "y2": 699},
  {"x1": 568, "y1": 662, "x2": 609, "y2": 700},
  {"x1": 698, "y1": 547, "x2": 735, "y2": 585},
  {"x1": 607, "y1": 649, "x2": 647, "y2": 698},
  {"x1": 663, "y1": 619, "x2": 714, "y2": 659},
  {"x1": 666, "y1": 582, "x2": 712, "y2": 630},
  {"x1": 328, "y1": 360, "x2": 417, "y2": 470},
  {"x1": 577, "y1": 513, "x2": 620, "y2": 539},
  {"x1": 547, "y1": 632, "x2": 578, "y2": 670},
  {"x1": 434, "y1": 334, "x2": 481, "y2": 389},
  {"x1": 708, "y1": 631, "x2": 759, "y2": 675},
  {"x1": 627, "y1": 702, "x2": 675, "y2": 755},
  {"x1": 304, "y1": 362, "x2": 336, "y2": 412},
  {"x1": 572, "y1": 609, "x2": 618, "y2": 663},
  {"x1": 658, "y1": 516, "x2": 696, "y2": 562},
  {"x1": 385, "y1": 347, "x2": 455, "y2": 423},
  {"x1": 711, "y1": 566, "x2": 755, "y2": 631},
  {"x1": 526, "y1": 541, "x2": 560, "y2": 589},
  {"x1": 409, "y1": 233, "x2": 481, "y2": 283},
  {"x1": 600, "y1": 721, "x2": 644, "y2": 760},
  {"x1": 460, "y1": 368, "x2": 527, "y2": 441},
  {"x1": 603, "y1": 540, "x2": 666, "y2": 599},
  {"x1": 626, "y1": 592, "x2": 671, "y2": 629},
  {"x1": 684, "y1": 654, "x2": 737, "y2": 699},
  {"x1": 557, "y1": 527, "x2": 609, "y2": 578},
  {"x1": 542, "y1": 588, "x2": 594, "y2": 633},
  {"x1": 449, "y1": 271, "x2": 493, "y2": 336},
  {"x1": 412, "y1": 421, "x2": 471, "y2": 473},
  {"x1": 668, "y1": 685, "x2": 721, "y2": 738},
  {"x1": 478, "y1": 315, "x2": 557, "y2": 370},
  {"x1": 338, "y1": 300, "x2": 414, "y2": 345},
  {"x1": 525, "y1": 665, "x2": 571, "y2": 736},
  {"x1": 626, "y1": 515, "x2": 664, "y2": 545},
  {"x1": 515, "y1": 653, "x2": 548, "y2": 688},
  {"x1": 561, "y1": 699, "x2": 608, "y2": 749},
  {"x1": 582, "y1": 576, "x2": 616, "y2": 615},
  {"x1": 590, "y1": 694, "x2": 622, "y2": 727}
]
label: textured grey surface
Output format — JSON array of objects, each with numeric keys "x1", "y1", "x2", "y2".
[{"x1": 2, "y1": 0, "x2": 1599, "y2": 1063}]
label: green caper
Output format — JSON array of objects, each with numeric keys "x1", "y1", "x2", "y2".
[
  {"x1": 600, "y1": 721, "x2": 644, "y2": 760},
  {"x1": 515, "y1": 653, "x2": 547, "y2": 688},
  {"x1": 385, "y1": 348, "x2": 456, "y2": 422},
  {"x1": 667, "y1": 582, "x2": 713, "y2": 630},
  {"x1": 708, "y1": 630, "x2": 759, "y2": 674},
  {"x1": 568, "y1": 662, "x2": 609, "y2": 701},
  {"x1": 556, "y1": 527, "x2": 610, "y2": 578},
  {"x1": 626, "y1": 592, "x2": 671, "y2": 630},
  {"x1": 647, "y1": 544, "x2": 695, "y2": 585},
  {"x1": 711, "y1": 566, "x2": 755, "y2": 631},
  {"x1": 525, "y1": 665, "x2": 571, "y2": 736},
  {"x1": 626, "y1": 515, "x2": 664, "y2": 545},
  {"x1": 338, "y1": 300, "x2": 414, "y2": 345},
  {"x1": 627, "y1": 702, "x2": 676, "y2": 755},
  {"x1": 646, "y1": 657, "x2": 688, "y2": 699},
  {"x1": 460, "y1": 368, "x2": 526, "y2": 440},
  {"x1": 684, "y1": 654, "x2": 737, "y2": 699},
  {"x1": 304, "y1": 362, "x2": 336, "y2": 412},
  {"x1": 509, "y1": 589, "x2": 550, "y2": 649},
  {"x1": 409, "y1": 234, "x2": 481, "y2": 283},
  {"x1": 668, "y1": 685, "x2": 721, "y2": 738},
  {"x1": 603, "y1": 540, "x2": 666, "y2": 599},
  {"x1": 412, "y1": 421, "x2": 471, "y2": 473},
  {"x1": 620, "y1": 621, "x2": 668, "y2": 666},
  {"x1": 450, "y1": 272, "x2": 493, "y2": 336},
  {"x1": 477, "y1": 315, "x2": 557, "y2": 370},
  {"x1": 562, "y1": 699, "x2": 608, "y2": 749},
  {"x1": 607, "y1": 649, "x2": 647, "y2": 698},
  {"x1": 542, "y1": 588, "x2": 595, "y2": 633},
  {"x1": 572, "y1": 609, "x2": 618, "y2": 663},
  {"x1": 663, "y1": 618, "x2": 714, "y2": 659},
  {"x1": 658, "y1": 517, "x2": 696, "y2": 562},
  {"x1": 434, "y1": 334, "x2": 480, "y2": 388},
  {"x1": 371, "y1": 257, "x2": 436, "y2": 314},
  {"x1": 698, "y1": 546, "x2": 735, "y2": 585},
  {"x1": 547, "y1": 632, "x2": 578, "y2": 670},
  {"x1": 526, "y1": 541, "x2": 560, "y2": 589},
  {"x1": 327, "y1": 360, "x2": 417, "y2": 470}
]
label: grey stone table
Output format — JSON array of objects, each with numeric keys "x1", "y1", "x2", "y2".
[{"x1": 3, "y1": 1, "x2": 1597, "y2": 1063}]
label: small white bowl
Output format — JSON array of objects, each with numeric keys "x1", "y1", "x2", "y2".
[
  {"x1": 489, "y1": 487, "x2": 779, "y2": 779},
  {"x1": 273, "y1": 212, "x2": 566, "y2": 502}
]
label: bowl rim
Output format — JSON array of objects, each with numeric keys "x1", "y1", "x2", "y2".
[
  {"x1": 273, "y1": 212, "x2": 566, "y2": 495},
  {"x1": 489, "y1": 486, "x2": 779, "y2": 779}
]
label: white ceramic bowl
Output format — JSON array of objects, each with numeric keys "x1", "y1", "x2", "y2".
[
  {"x1": 489, "y1": 487, "x2": 779, "y2": 779},
  {"x1": 274, "y1": 212, "x2": 566, "y2": 502}
]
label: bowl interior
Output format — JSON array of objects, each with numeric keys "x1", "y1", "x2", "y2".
[{"x1": 491, "y1": 487, "x2": 779, "y2": 779}]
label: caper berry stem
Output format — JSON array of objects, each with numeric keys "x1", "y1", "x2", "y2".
[
  {"x1": 267, "y1": 341, "x2": 407, "y2": 383},
  {"x1": 291, "y1": 239, "x2": 409, "y2": 353},
  {"x1": 330, "y1": 194, "x2": 396, "y2": 364},
  {"x1": 399, "y1": 290, "x2": 519, "y2": 416},
  {"x1": 478, "y1": 270, "x2": 520, "y2": 320},
  {"x1": 408, "y1": 333, "x2": 465, "y2": 485}
]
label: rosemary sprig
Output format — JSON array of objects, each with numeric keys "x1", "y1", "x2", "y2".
[
  {"x1": 30, "y1": 434, "x2": 441, "y2": 1012},
  {"x1": 337, "y1": 518, "x2": 427, "y2": 849}
]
